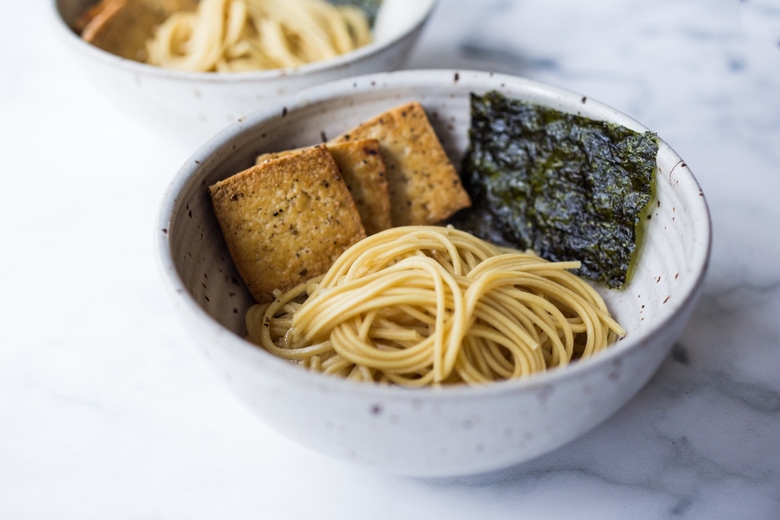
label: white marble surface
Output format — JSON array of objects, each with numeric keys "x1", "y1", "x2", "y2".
[{"x1": 2, "y1": 0, "x2": 779, "y2": 518}]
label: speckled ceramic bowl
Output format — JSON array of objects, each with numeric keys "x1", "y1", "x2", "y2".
[
  {"x1": 51, "y1": 0, "x2": 437, "y2": 143},
  {"x1": 156, "y1": 70, "x2": 711, "y2": 477}
]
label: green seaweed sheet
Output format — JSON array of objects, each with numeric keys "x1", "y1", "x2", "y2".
[{"x1": 451, "y1": 91, "x2": 657, "y2": 288}]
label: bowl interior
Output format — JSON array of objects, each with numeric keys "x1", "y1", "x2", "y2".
[{"x1": 161, "y1": 69, "x2": 711, "y2": 372}]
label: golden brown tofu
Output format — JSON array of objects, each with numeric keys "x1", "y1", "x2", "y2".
[
  {"x1": 210, "y1": 145, "x2": 366, "y2": 303},
  {"x1": 257, "y1": 139, "x2": 392, "y2": 235},
  {"x1": 78, "y1": 0, "x2": 197, "y2": 62},
  {"x1": 332, "y1": 102, "x2": 471, "y2": 226}
]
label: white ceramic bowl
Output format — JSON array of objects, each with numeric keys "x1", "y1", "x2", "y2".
[
  {"x1": 51, "y1": 0, "x2": 437, "y2": 143},
  {"x1": 157, "y1": 70, "x2": 711, "y2": 477}
]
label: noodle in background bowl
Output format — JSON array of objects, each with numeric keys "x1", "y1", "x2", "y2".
[
  {"x1": 50, "y1": 0, "x2": 437, "y2": 144},
  {"x1": 157, "y1": 70, "x2": 712, "y2": 478}
]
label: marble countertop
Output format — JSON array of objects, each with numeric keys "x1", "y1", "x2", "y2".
[{"x1": 2, "y1": 0, "x2": 779, "y2": 518}]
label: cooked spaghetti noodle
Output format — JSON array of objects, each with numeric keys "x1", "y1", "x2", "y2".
[
  {"x1": 146, "y1": 0, "x2": 372, "y2": 72},
  {"x1": 246, "y1": 226, "x2": 625, "y2": 387}
]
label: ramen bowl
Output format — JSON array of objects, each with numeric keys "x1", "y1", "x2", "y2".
[
  {"x1": 157, "y1": 70, "x2": 711, "y2": 477},
  {"x1": 50, "y1": 0, "x2": 437, "y2": 143}
]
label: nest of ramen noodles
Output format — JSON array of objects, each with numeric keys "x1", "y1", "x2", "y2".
[
  {"x1": 76, "y1": 0, "x2": 374, "y2": 72},
  {"x1": 246, "y1": 226, "x2": 625, "y2": 387}
]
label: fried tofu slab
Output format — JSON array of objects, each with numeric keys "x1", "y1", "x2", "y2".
[
  {"x1": 257, "y1": 139, "x2": 392, "y2": 236},
  {"x1": 210, "y1": 102, "x2": 471, "y2": 304},
  {"x1": 209, "y1": 146, "x2": 366, "y2": 303},
  {"x1": 332, "y1": 102, "x2": 471, "y2": 226},
  {"x1": 76, "y1": 0, "x2": 196, "y2": 62}
]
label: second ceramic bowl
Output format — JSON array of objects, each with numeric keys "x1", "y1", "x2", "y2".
[{"x1": 51, "y1": 0, "x2": 438, "y2": 142}]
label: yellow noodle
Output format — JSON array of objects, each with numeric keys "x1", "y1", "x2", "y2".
[
  {"x1": 245, "y1": 226, "x2": 626, "y2": 387},
  {"x1": 146, "y1": 0, "x2": 373, "y2": 72}
]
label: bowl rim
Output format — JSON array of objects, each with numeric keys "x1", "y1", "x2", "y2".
[
  {"x1": 50, "y1": 0, "x2": 438, "y2": 83},
  {"x1": 156, "y1": 69, "x2": 713, "y2": 400}
]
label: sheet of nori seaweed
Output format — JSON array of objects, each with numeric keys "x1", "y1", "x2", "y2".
[{"x1": 452, "y1": 90, "x2": 657, "y2": 288}]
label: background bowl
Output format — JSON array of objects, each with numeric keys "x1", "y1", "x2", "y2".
[
  {"x1": 51, "y1": 0, "x2": 437, "y2": 143},
  {"x1": 157, "y1": 70, "x2": 711, "y2": 477}
]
